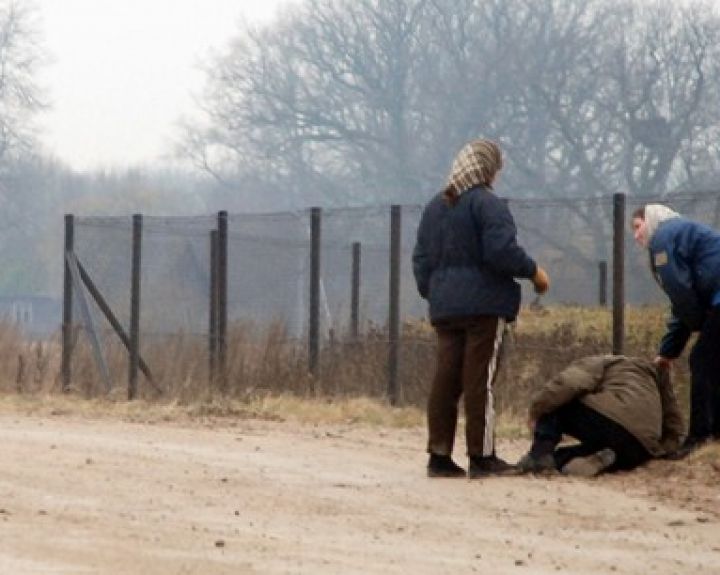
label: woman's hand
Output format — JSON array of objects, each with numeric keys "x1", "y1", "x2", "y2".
[{"x1": 532, "y1": 266, "x2": 550, "y2": 294}]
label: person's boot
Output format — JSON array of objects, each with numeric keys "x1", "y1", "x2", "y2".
[
  {"x1": 468, "y1": 454, "x2": 516, "y2": 478},
  {"x1": 561, "y1": 448, "x2": 616, "y2": 477},
  {"x1": 516, "y1": 451, "x2": 557, "y2": 474},
  {"x1": 427, "y1": 453, "x2": 466, "y2": 478}
]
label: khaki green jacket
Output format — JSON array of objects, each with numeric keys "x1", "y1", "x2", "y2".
[{"x1": 529, "y1": 355, "x2": 684, "y2": 456}]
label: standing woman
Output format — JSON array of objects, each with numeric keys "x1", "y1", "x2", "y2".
[
  {"x1": 413, "y1": 139, "x2": 550, "y2": 478},
  {"x1": 631, "y1": 204, "x2": 720, "y2": 457}
]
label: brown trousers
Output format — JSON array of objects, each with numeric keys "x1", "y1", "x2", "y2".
[{"x1": 427, "y1": 316, "x2": 504, "y2": 458}]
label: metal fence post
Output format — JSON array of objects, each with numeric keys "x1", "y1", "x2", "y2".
[
  {"x1": 598, "y1": 260, "x2": 608, "y2": 307},
  {"x1": 309, "y1": 207, "x2": 322, "y2": 383},
  {"x1": 217, "y1": 211, "x2": 228, "y2": 392},
  {"x1": 62, "y1": 214, "x2": 75, "y2": 392},
  {"x1": 209, "y1": 229, "x2": 218, "y2": 383},
  {"x1": 612, "y1": 193, "x2": 626, "y2": 354},
  {"x1": 351, "y1": 241, "x2": 361, "y2": 340},
  {"x1": 388, "y1": 205, "x2": 401, "y2": 406},
  {"x1": 129, "y1": 214, "x2": 143, "y2": 399}
]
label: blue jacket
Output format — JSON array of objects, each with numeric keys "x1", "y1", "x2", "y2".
[
  {"x1": 650, "y1": 217, "x2": 720, "y2": 358},
  {"x1": 412, "y1": 186, "x2": 537, "y2": 322}
]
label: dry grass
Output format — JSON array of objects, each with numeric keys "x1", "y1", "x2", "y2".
[
  {"x1": 0, "y1": 323, "x2": 58, "y2": 395},
  {"x1": 516, "y1": 304, "x2": 669, "y2": 350},
  {"x1": 0, "y1": 304, "x2": 694, "y2": 428},
  {"x1": 686, "y1": 441, "x2": 720, "y2": 465},
  {"x1": 0, "y1": 391, "x2": 425, "y2": 428}
]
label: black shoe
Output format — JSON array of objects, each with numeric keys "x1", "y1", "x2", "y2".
[
  {"x1": 427, "y1": 454, "x2": 466, "y2": 478},
  {"x1": 468, "y1": 454, "x2": 516, "y2": 478},
  {"x1": 516, "y1": 452, "x2": 557, "y2": 475},
  {"x1": 665, "y1": 436, "x2": 709, "y2": 460}
]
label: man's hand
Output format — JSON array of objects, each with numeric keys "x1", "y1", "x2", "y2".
[
  {"x1": 527, "y1": 416, "x2": 536, "y2": 433},
  {"x1": 654, "y1": 355, "x2": 673, "y2": 370}
]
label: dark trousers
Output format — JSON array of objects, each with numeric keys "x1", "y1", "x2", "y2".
[
  {"x1": 427, "y1": 316, "x2": 504, "y2": 458},
  {"x1": 688, "y1": 305, "x2": 720, "y2": 440},
  {"x1": 531, "y1": 401, "x2": 651, "y2": 471}
]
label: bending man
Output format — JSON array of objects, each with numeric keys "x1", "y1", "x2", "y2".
[{"x1": 517, "y1": 355, "x2": 684, "y2": 476}]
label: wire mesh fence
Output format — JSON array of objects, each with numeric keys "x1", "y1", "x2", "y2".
[{"x1": 63, "y1": 190, "x2": 720, "y2": 404}]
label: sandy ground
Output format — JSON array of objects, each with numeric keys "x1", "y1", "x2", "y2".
[{"x1": 1, "y1": 411, "x2": 719, "y2": 575}]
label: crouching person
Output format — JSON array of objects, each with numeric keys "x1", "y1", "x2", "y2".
[{"x1": 517, "y1": 355, "x2": 684, "y2": 477}]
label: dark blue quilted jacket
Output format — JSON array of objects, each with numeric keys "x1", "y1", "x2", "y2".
[
  {"x1": 650, "y1": 217, "x2": 720, "y2": 358},
  {"x1": 412, "y1": 185, "x2": 537, "y2": 322}
]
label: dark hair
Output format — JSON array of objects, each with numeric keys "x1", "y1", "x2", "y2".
[{"x1": 631, "y1": 206, "x2": 645, "y2": 220}]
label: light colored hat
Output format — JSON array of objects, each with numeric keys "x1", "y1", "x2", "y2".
[{"x1": 643, "y1": 204, "x2": 680, "y2": 244}]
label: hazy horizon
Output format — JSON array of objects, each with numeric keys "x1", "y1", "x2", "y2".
[{"x1": 34, "y1": 0, "x2": 292, "y2": 172}]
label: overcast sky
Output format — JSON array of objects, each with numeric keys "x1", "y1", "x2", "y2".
[{"x1": 35, "y1": 0, "x2": 289, "y2": 172}]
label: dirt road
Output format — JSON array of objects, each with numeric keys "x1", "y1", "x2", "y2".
[{"x1": 1, "y1": 411, "x2": 718, "y2": 574}]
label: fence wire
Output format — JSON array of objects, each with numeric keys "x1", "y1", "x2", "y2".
[{"x1": 69, "y1": 191, "x2": 720, "y2": 399}]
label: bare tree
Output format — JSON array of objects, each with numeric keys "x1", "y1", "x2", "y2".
[
  {"x1": 183, "y1": 0, "x2": 720, "y2": 213},
  {"x1": 184, "y1": 0, "x2": 444, "y2": 207},
  {"x1": 496, "y1": 0, "x2": 720, "y2": 200},
  {"x1": 451, "y1": 0, "x2": 720, "y2": 267},
  {"x1": 0, "y1": 0, "x2": 44, "y2": 171},
  {"x1": 0, "y1": 1, "x2": 48, "y2": 292}
]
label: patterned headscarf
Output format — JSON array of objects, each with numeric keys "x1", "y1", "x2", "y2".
[{"x1": 444, "y1": 139, "x2": 503, "y2": 204}]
